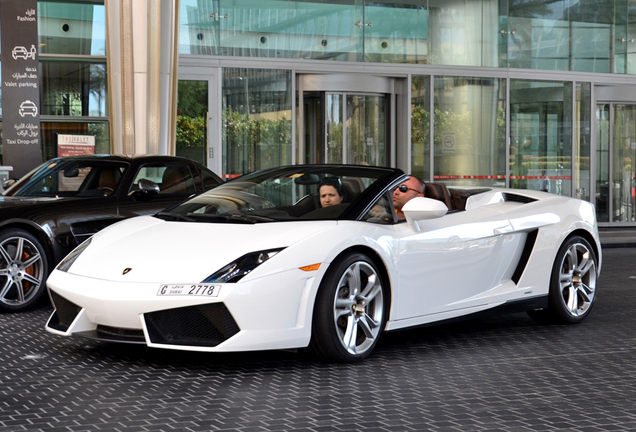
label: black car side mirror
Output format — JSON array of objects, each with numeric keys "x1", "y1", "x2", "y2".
[{"x1": 129, "y1": 178, "x2": 160, "y2": 197}]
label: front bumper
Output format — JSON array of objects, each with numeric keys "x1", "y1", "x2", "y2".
[{"x1": 45, "y1": 267, "x2": 323, "y2": 352}]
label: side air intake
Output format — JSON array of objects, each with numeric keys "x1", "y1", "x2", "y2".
[
  {"x1": 502, "y1": 193, "x2": 537, "y2": 204},
  {"x1": 512, "y1": 229, "x2": 539, "y2": 284}
]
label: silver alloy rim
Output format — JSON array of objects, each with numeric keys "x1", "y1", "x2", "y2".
[
  {"x1": 0, "y1": 236, "x2": 44, "y2": 306},
  {"x1": 333, "y1": 261, "x2": 384, "y2": 356},
  {"x1": 559, "y1": 242, "x2": 597, "y2": 317}
]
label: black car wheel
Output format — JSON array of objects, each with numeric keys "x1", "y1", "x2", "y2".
[
  {"x1": 0, "y1": 229, "x2": 48, "y2": 312},
  {"x1": 529, "y1": 235, "x2": 598, "y2": 324},
  {"x1": 310, "y1": 252, "x2": 387, "y2": 362}
]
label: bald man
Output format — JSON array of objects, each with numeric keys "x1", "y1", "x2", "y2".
[{"x1": 392, "y1": 175, "x2": 425, "y2": 221}]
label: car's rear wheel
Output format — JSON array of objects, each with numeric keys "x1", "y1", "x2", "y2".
[
  {"x1": 529, "y1": 235, "x2": 598, "y2": 324},
  {"x1": 0, "y1": 229, "x2": 48, "y2": 312},
  {"x1": 310, "y1": 252, "x2": 386, "y2": 362}
]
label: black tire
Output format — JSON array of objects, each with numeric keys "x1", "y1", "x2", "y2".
[
  {"x1": 529, "y1": 235, "x2": 598, "y2": 324},
  {"x1": 0, "y1": 229, "x2": 49, "y2": 312},
  {"x1": 310, "y1": 252, "x2": 387, "y2": 362}
]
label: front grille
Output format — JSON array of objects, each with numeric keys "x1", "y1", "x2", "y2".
[
  {"x1": 144, "y1": 303, "x2": 240, "y2": 347},
  {"x1": 502, "y1": 193, "x2": 537, "y2": 204},
  {"x1": 48, "y1": 291, "x2": 82, "y2": 332},
  {"x1": 96, "y1": 325, "x2": 145, "y2": 342}
]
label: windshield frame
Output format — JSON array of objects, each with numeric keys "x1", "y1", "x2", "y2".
[{"x1": 158, "y1": 165, "x2": 403, "y2": 223}]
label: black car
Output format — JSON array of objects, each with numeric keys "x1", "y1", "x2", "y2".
[{"x1": 0, "y1": 154, "x2": 222, "y2": 312}]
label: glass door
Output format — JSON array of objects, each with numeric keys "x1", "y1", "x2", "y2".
[
  {"x1": 176, "y1": 70, "x2": 220, "y2": 175},
  {"x1": 597, "y1": 103, "x2": 636, "y2": 223},
  {"x1": 298, "y1": 74, "x2": 393, "y2": 167},
  {"x1": 306, "y1": 92, "x2": 387, "y2": 166},
  {"x1": 176, "y1": 79, "x2": 209, "y2": 166}
]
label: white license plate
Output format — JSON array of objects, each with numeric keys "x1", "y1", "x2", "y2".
[{"x1": 157, "y1": 284, "x2": 220, "y2": 297}]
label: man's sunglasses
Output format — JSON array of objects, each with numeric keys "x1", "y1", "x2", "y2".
[{"x1": 398, "y1": 184, "x2": 421, "y2": 194}]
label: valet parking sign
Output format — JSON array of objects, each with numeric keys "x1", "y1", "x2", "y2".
[{"x1": 1, "y1": 0, "x2": 41, "y2": 178}]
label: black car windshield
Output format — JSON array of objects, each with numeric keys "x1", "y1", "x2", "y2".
[
  {"x1": 6, "y1": 158, "x2": 130, "y2": 198},
  {"x1": 158, "y1": 165, "x2": 398, "y2": 223}
]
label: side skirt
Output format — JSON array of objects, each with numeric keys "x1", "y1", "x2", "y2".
[{"x1": 385, "y1": 296, "x2": 549, "y2": 332}]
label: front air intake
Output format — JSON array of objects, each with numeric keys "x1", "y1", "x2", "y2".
[
  {"x1": 47, "y1": 291, "x2": 82, "y2": 332},
  {"x1": 144, "y1": 303, "x2": 240, "y2": 347}
]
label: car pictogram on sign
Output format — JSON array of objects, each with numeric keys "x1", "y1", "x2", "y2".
[{"x1": 19, "y1": 101, "x2": 38, "y2": 117}]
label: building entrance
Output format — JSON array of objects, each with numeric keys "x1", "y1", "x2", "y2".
[
  {"x1": 596, "y1": 103, "x2": 636, "y2": 224},
  {"x1": 298, "y1": 74, "x2": 394, "y2": 167},
  {"x1": 595, "y1": 85, "x2": 636, "y2": 225}
]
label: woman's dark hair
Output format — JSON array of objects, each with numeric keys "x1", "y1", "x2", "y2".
[{"x1": 319, "y1": 176, "x2": 343, "y2": 197}]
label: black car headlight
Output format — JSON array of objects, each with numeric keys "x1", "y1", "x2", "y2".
[
  {"x1": 57, "y1": 238, "x2": 92, "y2": 272},
  {"x1": 202, "y1": 248, "x2": 284, "y2": 283}
]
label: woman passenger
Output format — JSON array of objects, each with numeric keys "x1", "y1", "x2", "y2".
[{"x1": 319, "y1": 177, "x2": 344, "y2": 207}]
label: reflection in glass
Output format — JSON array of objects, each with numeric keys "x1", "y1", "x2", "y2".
[
  {"x1": 325, "y1": 94, "x2": 343, "y2": 164},
  {"x1": 176, "y1": 80, "x2": 208, "y2": 165},
  {"x1": 40, "y1": 62, "x2": 107, "y2": 117},
  {"x1": 575, "y1": 83, "x2": 591, "y2": 202},
  {"x1": 510, "y1": 80, "x2": 572, "y2": 196},
  {"x1": 346, "y1": 95, "x2": 386, "y2": 166},
  {"x1": 433, "y1": 76, "x2": 506, "y2": 187},
  {"x1": 429, "y1": 0, "x2": 498, "y2": 67},
  {"x1": 506, "y1": 0, "x2": 635, "y2": 74},
  {"x1": 364, "y1": 1, "x2": 428, "y2": 64},
  {"x1": 303, "y1": 91, "x2": 323, "y2": 164},
  {"x1": 41, "y1": 122, "x2": 110, "y2": 161},
  {"x1": 595, "y1": 104, "x2": 609, "y2": 222},
  {"x1": 38, "y1": 2, "x2": 106, "y2": 55},
  {"x1": 222, "y1": 68, "x2": 292, "y2": 177},
  {"x1": 612, "y1": 105, "x2": 636, "y2": 222},
  {"x1": 411, "y1": 75, "x2": 430, "y2": 181}
]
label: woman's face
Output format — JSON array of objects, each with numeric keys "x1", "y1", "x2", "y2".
[{"x1": 320, "y1": 185, "x2": 343, "y2": 207}]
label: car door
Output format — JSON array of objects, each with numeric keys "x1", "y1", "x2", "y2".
[
  {"x1": 393, "y1": 205, "x2": 523, "y2": 321},
  {"x1": 117, "y1": 161, "x2": 200, "y2": 218}
]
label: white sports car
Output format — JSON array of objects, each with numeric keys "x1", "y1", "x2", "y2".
[{"x1": 45, "y1": 165, "x2": 601, "y2": 362}]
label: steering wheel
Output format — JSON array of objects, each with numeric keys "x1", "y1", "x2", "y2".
[{"x1": 101, "y1": 187, "x2": 115, "y2": 196}]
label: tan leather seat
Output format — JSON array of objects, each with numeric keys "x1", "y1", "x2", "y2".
[
  {"x1": 98, "y1": 169, "x2": 118, "y2": 194},
  {"x1": 425, "y1": 183, "x2": 454, "y2": 210},
  {"x1": 161, "y1": 166, "x2": 190, "y2": 193}
]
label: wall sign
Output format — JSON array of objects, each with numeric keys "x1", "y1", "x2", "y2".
[
  {"x1": 1, "y1": 0, "x2": 41, "y2": 178},
  {"x1": 57, "y1": 134, "x2": 96, "y2": 157}
]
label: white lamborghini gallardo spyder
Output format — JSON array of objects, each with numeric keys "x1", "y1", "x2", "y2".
[{"x1": 46, "y1": 165, "x2": 601, "y2": 362}]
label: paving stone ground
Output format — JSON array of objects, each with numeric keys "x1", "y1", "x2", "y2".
[{"x1": 1, "y1": 248, "x2": 636, "y2": 432}]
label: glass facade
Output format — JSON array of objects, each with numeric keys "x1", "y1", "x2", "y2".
[
  {"x1": 180, "y1": 0, "x2": 636, "y2": 73},
  {"x1": 510, "y1": 80, "x2": 572, "y2": 195},
  {"x1": 176, "y1": 80, "x2": 209, "y2": 166},
  {"x1": 2, "y1": 0, "x2": 636, "y2": 224},
  {"x1": 434, "y1": 76, "x2": 506, "y2": 187},
  {"x1": 410, "y1": 75, "x2": 431, "y2": 181},
  {"x1": 221, "y1": 68, "x2": 292, "y2": 177}
]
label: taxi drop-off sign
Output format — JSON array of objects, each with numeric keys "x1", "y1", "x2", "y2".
[{"x1": 1, "y1": 0, "x2": 41, "y2": 178}]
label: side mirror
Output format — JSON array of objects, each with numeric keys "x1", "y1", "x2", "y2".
[
  {"x1": 2, "y1": 178, "x2": 17, "y2": 190},
  {"x1": 63, "y1": 168, "x2": 80, "y2": 178},
  {"x1": 402, "y1": 197, "x2": 448, "y2": 231},
  {"x1": 129, "y1": 178, "x2": 160, "y2": 197}
]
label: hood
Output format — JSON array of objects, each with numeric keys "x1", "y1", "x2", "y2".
[{"x1": 66, "y1": 215, "x2": 337, "y2": 283}]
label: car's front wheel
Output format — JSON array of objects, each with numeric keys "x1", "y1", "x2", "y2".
[
  {"x1": 0, "y1": 229, "x2": 48, "y2": 312},
  {"x1": 310, "y1": 252, "x2": 387, "y2": 362}
]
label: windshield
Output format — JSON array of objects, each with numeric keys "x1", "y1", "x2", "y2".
[
  {"x1": 157, "y1": 165, "x2": 397, "y2": 223},
  {"x1": 6, "y1": 158, "x2": 130, "y2": 198}
]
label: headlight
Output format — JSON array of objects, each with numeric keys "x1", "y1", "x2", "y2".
[
  {"x1": 56, "y1": 238, "x2": 92, "y2": 272},
  {"x1": 202, "y1": 248, "x2": 284, "y2": 283}
]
